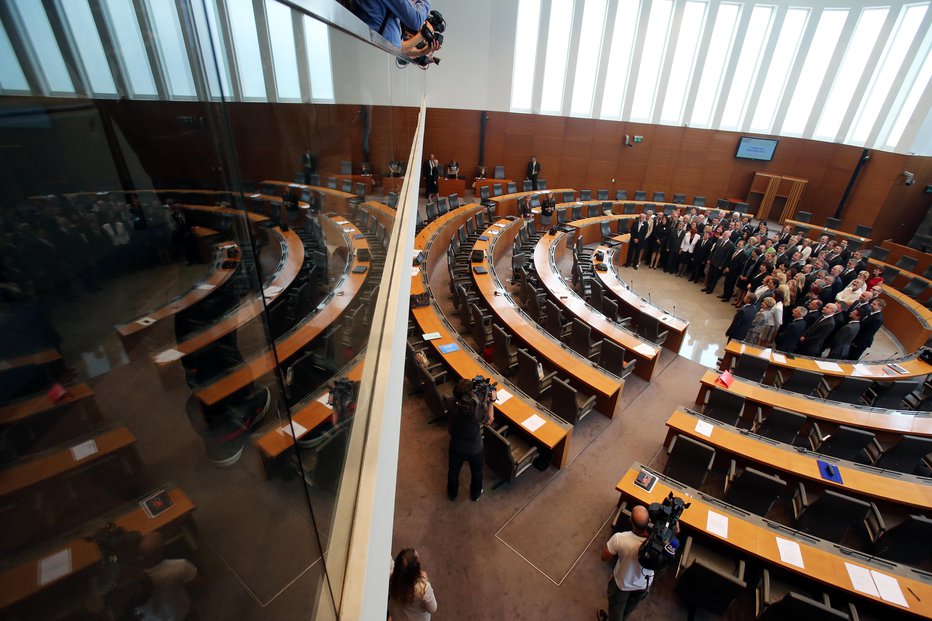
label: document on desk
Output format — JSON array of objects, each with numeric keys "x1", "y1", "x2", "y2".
[
  {"x1": 845, "y1": 563, "x2": 879, "y2": 597},
  {"x1": 280, "y1": 421, "x2": 308, "y2": 439},
  {"x1": 521, "y1": 413, "x2": 546, "y2": 433},
  {"x1": 494, "y1": 389, "x2": 512, "y2": 405},
  {"x1": 771, "y1": 353, "x2": 786, "y2": 364},
  {"x1": 852, "y1": 364, "x2": 879, "y2": 377},
  {"x1": 196, "y1": 283, "x2": 215, "y2": 290},
  {"x1": 694, "y1": 419, "x2": 714, "y2": 437},
  {"x1": 70, "y1": 439, "x2": 99, "y2": 461},
  {"x1": 316, "y1": 392, "x2": 332, "y2": 409},
  {"x1": 154, "y1": 348, "x2": 184, "y2": 363},
  {"x1": 815, "y1": 360, "x2": 843, "y2": 372},
  {"x1": 411, "y1": 266, "x2": 420, "y2": 277},
  {"x1": 775, "y1": 537, "x2": 805, "y2": 569},
  {"x1": 706, "y1": 511, "x2": 729, "y2": 539},
  {"x1": 422, "y1": 332, "x2": 441, "y2": 341},
  {"x1": 38, "y1": 549, "x2": 72, "y2": 586},
  {"x1": 633, "y1": 343, "x2": 656, "y2": 356},
  {"x1": 870, "y1": 570, "x2": 908, "y2": 607},
  {"x1": 263, "y1": 285, "x2": 283, "y2": 298}
]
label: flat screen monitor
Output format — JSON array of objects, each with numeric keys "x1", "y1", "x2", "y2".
[{"x1": 736, "y1": 136, "x2": 778, "y2": 161}]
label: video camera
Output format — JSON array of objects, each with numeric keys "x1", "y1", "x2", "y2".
[
  {"x1": 405, "y1": 10, "x2": 445, "y2": 68},
  {"x1": 637, "y1": 492, "x2": 689, "y2": 571},
  {"x1": 328, "y1": 377, "x2": 360, "y2": 418}
]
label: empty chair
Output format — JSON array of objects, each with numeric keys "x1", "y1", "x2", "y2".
[
  {"x1": 637, "y1": 314, "x2": 669, "y2": 346},
  {"x1": 470, "y1": 303, "x2": 493, "y2": 348},
  {"x1": 571, "y1": 204, "x2": 583, "y2": 220},
  {"x1": 499, "y1": 181, "x2": 512, "y2": 193},
  {"x1": 484, "y1": 425, "x2": 540, "y2": 488},
  {"x1": 448, "y1": 193, "x2": 459, "y2": 209},
  {"x1": 327, "y1": 177, "x2": 338, "y2": 189},
  {"x1": 755, "y1": 569, "x2": 852, "y2": 621},
  {"x1": 774, "y1": 369, "x2": 821, "y2": 395},
  {"x1": 615, "y1": 189, "x2": 627, "y2": 201},
  {"x1": 881, "y1": 265, "x2": 900, "y2": 284},
  {"x1": 692, "y1": 196, "x2": 706, "y2": 207},
  {"x1": 545, "y1": 300, "x2": 572, "y2": 340},
  {"x1": 867, "y1": 434, "x2": 932, "y2": 474},
  {"x1": 724, "y1": 461, "x2": 786, "y2": 517},
  {"x1": 425, "y1": 201, "x2": 438, "y2": 220},
  {"x1": 703, "y1": 388, "x2": 745, "y2": 426},
  {"x1": 587, "y1": 203, "x2": 601, "y2": 218},
  {"x1": 492, "y1": 183, "x2": 503, "y2": 196},
  {"x1": 602, "y1": 298, "x2": 621, "y2": 324},
  {"x1": 664, "y1": 434, "x2": 715, "y2": 488},
  {"x1": 557, "y1": 208, "x2": 567, "y2": 224},
  {"x1": 634, "y1": 190, "x2": 647, "y2": 201},
  {"x1": 493, "y1": 165, "x2": 505, "y2": 179},
  {"x1": 895, "y1": 255, "x2": 918, "y2": 272},
  {"x1": 570, "y1": 318, "x2": 602, "y2": 360},
  {"x1": 480, "y1": 185, "x2": 490, "y2": 200},
  {"x1": 854, "y1": 224, "x2": 872, "y2": 237},
  {"x1": 868, "y1": 514, "x2": 932, "y2": 565},
  {"x1": 734, "y1": 202, "x2": 750, "y2": 213},
  {"x1": 716, "y1": 198, "x2": 729, "y2": 208},
  {"x1": 437, "y1": 196, "x2": 449, "y2": 215},
  {"x1": 867, "y1": 246, "x2": 890, "y2": 262},
  {"x1": 792, "y1": 483, "x2": 873, "y2": 543},
  {"x1": 550, "y1": 377, "x2": 596, "y2": 425},
  {"x1": 623, "y1": 203, "x2": 636, "y2": 215},
  {"x1": 580, "y1": 189, "x2": 592, "y2": 201},
  {"x1": 867, "y1": 379, "x2": 920, "y2": 408},
  {"x1": 340, "y1": 160, "x2": 352, "y2": 174},
  {"x1": 672, "y1": 193, "x2": 686, "y2": 204},
  {"x1": 733, "y1": 354, "x2": 769, "y2": 382},
  {"x1": 651, "y1": 191, "x2": 665, "y2": 202},
  {"x1": 599, "y1": 339, "x2": 636, "y2": 380},
  {"x1": 516, "y1": 349, "x2": 557, "y2": 401},
  {"x1": 825, "y1": 377, "x2": 872, "y2": 404},
  {"x1": 795, "y1": 210, "x2": 812, "y2": 223},
  {"x1": 537, "y1": 179, "x2": 547, "y2": 189},
  {"x1": 751, "y1": 408, "x2": 806, "y2": 445},
  {"x1": 597, "y1": 189, "x2": 609, "y2": 200},
  {"x1": 616, "y1": 219, "x2": 630, "y2": 235},
  {"x1": 562, "y1": 191, "x2": 574, "y2": 203},
  {"x1": 923, "y1": 264, "x2": 932, "y2": 280},
  {"x1": 675, "y1": 536, "x2": 747, "y2": 615},
  {"x1": 492, "y1": 325, "x2": 519, "y2": 375},
  {"x1": 522, "y1": 180, "x2": 533, "y2": 191},
  {"x1": 902, "y1": 277, "x2": 928, "y2": 299},
  {"x1": 808, "y1": 423, "x2": 875, "y2": 462},
  {"x1": 600, "y1": 221, "x2": 613, "y2": 240},
  {"x1": 825, "y1": 216, "x2": 841, "y2": 229},
  {"x1": 590, "y1": 279, "x2": 604, "y2": 308},
  {"x1": 341, "y1": 179, "x2": 353, "y2": 193}
]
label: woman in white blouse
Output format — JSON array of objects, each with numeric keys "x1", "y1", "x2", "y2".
[
  {"x1": 677, "y1": 224, "x2": 700, "y2": 278},
  {"x1": 388, "y1": 549, "x2": 437, "y2": 621}
]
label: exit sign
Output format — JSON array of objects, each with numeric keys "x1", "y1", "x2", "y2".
[{"x1": 633, "y1": 135, "x2": 644, "y2": 143}]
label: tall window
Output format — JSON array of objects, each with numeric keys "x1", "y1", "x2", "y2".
[
  {"x1": 101, "y1": 0, "x2": 157, "y2": 96},
  {"x1": 266, "y1": 0, "x2": 301, "y2": 101},
  {"x1": 10, "y1": 0, "x2": 73, "y2": 93},
  {"x1": 690, "y1": 3, "x2": 741, "y2": 127},
  {"x1": 0, "y1": 21, "x2": 29, "y2": 91},
  {"x1": 510, "y1": 0, "x2": 542, "y2": 111},
  {"x1": 660, "y1": 1, "x2": 707, "y2": 125},
  {"x1": 59, "y1": 0, "x2": 118, "y2": 95},
  {"x1": 304, "y1": 16, "x2": 334, "y2": 102},
  {"x1": 885, "y1": 29, "x2": 932, "y2": 148},
  {"x1": 719, "y1": 5, "x2": 774, "y2": 130},
  {"x1": 144, "y1": 0, "x2": 197, "y2": 98},
  {"x1": 569, "y1": 0, "x2": 607, "y2": 117},
  {"x1": 228, "y1": 0, "x2": 266, "y2": 99},
  {"x1": 539, "y1": 0, "x2": 576, "y2": 114},
  {"x1": 191, "y1": 0, "x2": 234, "y2": 99},
  {"x1": 599, "y1": 0, "x2": 641, "y2": 119},
  {"x1": 630, "y1": 0, "x2": 673, "y2": 121},
  {"x1": 749, "y1": 8, "x2": 808, "y2": 133}
]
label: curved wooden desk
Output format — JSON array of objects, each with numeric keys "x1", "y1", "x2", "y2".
[
  {"x1": 0, "y1": 383, "x2": 94, "y2": 427},
  {"x1": 877, "y1": 240, "x2": 932, "y2": 276},
  {"x1": 697, "y1": 369, "x2": 932, "y2": 438},
  {"x1": 471, "y1": 217, "x2": 624, "y2": 418},
  {"x1": 877, "y1": 286, "x2": 932, "y2": 352},
  {"x1": 193, "y1": 216, "x2": 369, "y2": 406},
  {"x1": 784, "y1": 218, "x2": 873, "y2": 247},
  {"x1": 412, "y1": 204, "x2": 573, "y2": 467},
  {"x1": 489, "y1": 188, "x2": 574, "y2": 218},
  {"x1": 721, "y1": 341, "x2": 932, "y2": 382},
  {"x1": 665, "y1": 408, "x2": 932, "y2": 511},
  {"x1": 616, "y1": 463, "x2": 931, "y2": 617},
  {"x1": 152, "y1": 224, "x2": 304, "y2": 367},
  {"x1": 115, "y1": 241, "x2": 240, "y2": 349},
  {"x1": 534, "y1": 219, "x2": 661, "y2": 380},
  {"x1": 0, "y1": 349, "x2": 62, "y2": 373},
  {"x1": 867, "y1": 258, "x2": 931, "y2": 298},
  {"x1": 261, "y1": 179, "x2": 356, "y2": 212}
]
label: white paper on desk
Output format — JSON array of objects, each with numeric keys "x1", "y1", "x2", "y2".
[
  {"x1": 815, "y1": 360, "x2": 843, "y2": 372},
  {"x1": 521, "y1": 413, "x2": 546, "y2": 432},
  {"x1": 38, "y1": 549, "x2": 72, "y2": 586},
  {"x1": 487, "y1": 228, "x2": 500, "y2": 235},
  {"x1": 263, "y1": 285, "x2": 283, "y2": 298},
  {"x1": 494, "y1": 222, "x2": 506, "y2": 228},
  {"x1": 738, "y1": 343, "x2": 747, "y2": 354},
  {"x1": 412, "y1": 266, "x2": 420, "y2": 277},
  {"x1": 316, "y1": 392, "x2": 333, "y2": 409},
  {"x1": 634, "y1": 343, "x2": 656, "y2": 356},
  {"x1": 758, "y1": 348, "x2": 772, "y2": 359},
  {"x1": 695, "y1": 420, "x2": 714, "y2": 437},
  {"x1": 495, "y1": 389, "x2": 512, "y2": 405},
  {"x1": 771, "y1": 353, "x2": 787, "y2": 364},
  {"x1": 70, "y1": 439, "x2": 98, "y2": 461},
  {"x1": 334, "y1": 219, "x2": 348, "y2": 224},
  {"x1": 870, "y1": 570, "x2": 908, "y2": 607},
  {"x1": 422, "y1": 332, "x2": 441, "y2": 341},
  {"x1": 845, "y1": 563, "x2": 879, "y2": 597},
  {"x1": 154, "y1": 348, "x2": 184, "y2": 363},
  {"x1": 280, "y1": 421, "x2": 308, "y2": 438},
  {"x1": 775, "y1": 537, "x2": 805, "y2": 569},
  {"x1": 196, "y1": 283, "x2": 215, "y2": 290},
  {"x1": 706, "y1": 511, "x2": 729, "y2": 539},
  {"x1": 343, "y1": 227, "x2": 354, "y2": 233},
  {"x1": 136, "y1": 316, "x2": 155, "y2": 326},
  {"x1": 852, "y1": 364, "x2": 878, "y2": 377}
]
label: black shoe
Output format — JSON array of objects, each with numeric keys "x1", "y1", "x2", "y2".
[
  {"x1": 597, "y1": 609, "x2": 608, "y2": 621},
  {"x1": 706, "y1": 290, "x2": 714, "y2": 294},
  {"x1": 471, "y1": 489, "x2": 483, "y2": 502},
  {"x1": 633, "y1": 265, "x2": 638, "y2": 270}
]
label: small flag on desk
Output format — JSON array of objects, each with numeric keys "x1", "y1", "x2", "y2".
[{"x1": 715, "y1": 370, "x2": 734, "y2": 388}]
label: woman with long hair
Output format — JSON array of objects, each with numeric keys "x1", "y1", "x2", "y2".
[{"x1": 388, "y1": 549, "x2": 437, "y2": 621}]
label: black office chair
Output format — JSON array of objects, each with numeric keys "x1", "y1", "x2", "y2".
[
  {"x1": 492, "y1": 183, "x2": 503, "y2": 197},
  {"x1": 557, "y1": 208, "x2": 567, "y2": 224},
  {"x1": 545, "y1": 300, "x2": 573, "y2": 340},
  {"x1": 615, "y1": 189, "x2": 627, "y2": 201},
  {"x1": 923, "y1": 264, "x2": 932, "y2": 280},
  {"x1": 339, "y1": 160, "x2": 352, "y2": 174},
  {"x1": 866, "y1": 379, "x2": 920, "y2": 408},
  {"x1": 792, "y1": 484, "x2": 874, "y2": 543},
  {"x1": 580, "y1": 189, "x2": 592, "y2": 201},
  {"x1": 825, "y1": 216, "x2": 841, "y2": 230},
  {"x1": 664, "y1": 434, "x2": 715, "y2": 488},
  {"x1": 448, "y1": 193, "x2": 460, "y2": 209},
  {"x1": 902, "y1": 277, "x2": 928, "y2": 299},
  {"x1": 703, "y1": 388, "x2": 745, "y2": 426},
  {"x1": 637, "y1": 314, "x2": 668, "y2": 346},
  {"x1": 716, "y1": 198, "x2": 729, "y2": 208},
  {"x1": 795, "y1": 210, "x2": 812, "y2": 223},
  {"x1": 774, "y1": 369, "x2": 821, "y2": 395},
  {"x1": 623, "y1": 203, "x2": 636, "y2": 215},
  {"x1": 808, "y1": 423, "x2": 875, "y2": 462},
  {"x1": 480, "y1": 185, "x2": 490, "y2": 200},
  {"x1": 867, "y1": 246, "x2": 890, "y2": 262},
  {"x1": 672, "y1": 193, "x2": 686, "y2": 204},
  {"x1": 724, "y1": 460, "x2": 786, "y2": 517},
  {"x1": 692, "y1": 196, "x2": 706, "y2": 207},
  {"x1": 327, "y1": 177, "x2": 338, "y2": 189},
  {"x1": 866, "y1": 434, "x2": 932, "y2": 474},
  {"x1": 600, "y1": 221, "x2": 613, "y2": 241},
  {"x1": 755, "y1": 569, "x2": 852, "y2": 620},
  {"x1": 602, "y1": 298, "x2": 622, "y2": 324},
  {"x1": 734, "y1": 202, "x2": 749, "y2": 214},
  {"x1": 599, "y1": 339, "x2": 636, "y2": 380},
  {"x1": 522, "y1": 180, "x2": 533, "y2": 192},
  {"x1": 507, "y1": 181, "x2": 517, "y2": 193},
  {"x1": 562, "y1": 191, "x2": 574, "y2": 203},
  {"x1": 751, "y1": 408, "x2": 806, "y2": 445},
  {"x1": 550, "y1": 377, "x2": 596, "y2": 426},
  {"x1": 895, "y1": 255, "x2": 919, "y2": 272},
  {"x1": 470, "y1": 303, "x2": 493, "y2": 348},
  {"x1": 616, "y1": 219, "x2": 630, "y2": 235},
  {"x1": 570, "y1": 318, "x2": 602, "y2": 361},
  {"x1": 516, "y1": 348, "x2": 557, "y2": 401},
  {"x1": 493, "y1": 165, "x2": 505, "y2": 179},
  {"x1": 854, "y1": 224, "x2": 872, "y2": 238},
  {"x1": 824, "y1": 377, "x2": 872, "y2": 404},
  {"x1": 880, "y1": 265, "x2": 901, "y2": 285},
  {"x1": 589, "y1": 279, "x2": 604, "y2": 308},
  {"x1": 484, "y1": 424, "x2": 539, "y2": 488},
  {"x1": 634, "y1": 190, "x2": 647, "y2": 201},
  {"x1": 675, "y1": 536, "x2": 747, "y2": 616},
  {"x1": 537, "y1": 179, "x2": 547, "y2": 189},
  {"x1": 733, "y1": 354, "x2": 769, "y2": 383},
  {"x1": 587, "y1": 203, "x2": 601, "y2": 218},
  {"x1": 597, "y1": 189, "x2": 609, "y2": 200},
  {"x1": 341, "y1": 179, "x2": 353, "y2": 193},
  {"x1": 866, "y1": 513, "x2": 932, "y2": 565}
]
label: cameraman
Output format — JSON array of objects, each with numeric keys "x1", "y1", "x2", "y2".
[
  {"x1": 447, "y1": 378, "x2": 495, "y2": 502},
  {"x1": 598, "y1": 505, "x2": 653, "y2": 621},
  {"x1": 354, "y1": 0, "x2": 440, "y2": 56}
]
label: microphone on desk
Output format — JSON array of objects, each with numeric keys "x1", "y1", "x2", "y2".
[
  {"x1": 648, "y1": 292, "x2": 652, "y2": 307},
  {"x1": 672, "y1": 304, "x2": 676, "y2": 319},
  {"x1": 630, "y1": 279, "x2": 634, "y2": 292}
]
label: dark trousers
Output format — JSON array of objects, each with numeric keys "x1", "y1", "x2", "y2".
[
  {"x1": 448, "y1": 445, "x2": 483, "y2": 499},
  {"x1": 607, "y1": 578, "x2": 647, "y2": 621},
  {"x1": 706, "y1": 265, "x2": 725, "y2": 291},
  {"x1": 722, "y1": 272, "x2": 740, "y2": 299}
]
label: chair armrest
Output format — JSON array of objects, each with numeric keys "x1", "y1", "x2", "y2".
[
  {"x1": 864, "y1": 437, "x2": 883, "y2": 464},
  {"x1": 581, "y1": 394, "x2": 597, "y2": 410},
  {"x1": 864, "y1": 502, "x2": 886, "y2": 544},
  {"x1": 807, "y1": 422, "x2": 823, "y2": 452},
  {"x1": 724, "y1": 459, "x2": 737, "y2": 495},
  {"x1": 735, "y1": 559, "x2": 746, "y2": 582},
  {"x1": 791, "y1": 482, "x2": 808, "y2": 519}
]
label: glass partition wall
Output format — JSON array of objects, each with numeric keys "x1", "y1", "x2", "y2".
[{"x1": 0, "y1": 1, "x2": 421, "y2": 619}]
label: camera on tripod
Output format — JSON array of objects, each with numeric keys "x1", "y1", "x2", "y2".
[{"x1": 638, "y1": 492, "x2": 690, "y2": 571}]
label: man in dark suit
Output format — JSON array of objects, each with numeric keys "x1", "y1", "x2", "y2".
[
  {"x1": 828, "y1": 309, "x2": 861, "y2": 359},
  {"x1": 798, "y1": 303, "x2": 838, "y2": 355},
  {"x1": 664, "y1": 221, "x2": 687, "y2": 273},
  {"x1": 775, "y1": 306, "x2": 808, "y2": 352},
  {"x1": 733, "y1": 248, "x2": 762, "y2": 302},
  {"x1": 844, "y1": 290, "x2": 873, "y2": 322},
  {"x1": 625, "y1": 213, "x2": 651, "y2": 270},
  {"x1": 526, "y1": 156, "x2": 541, "y2": 190},
  {"x1": 726, "y1": 293, "x2": 758, "y2": 343},
  {"x1": 803, "y1": 299, "x2": 823, "y2": 327},
  {"x1": 848, "y1": 299, "x2": 886, "y2": 359},
  {"x1": 719, "y1": 239, "x2": 748, "y2": 302},
  {"x1": 703, "y1": 231, "x2": 734, "y2": 294},
  {"x1": 691, "y1": 230, "x2": 714, "y2": 283},
  {"x1": 839, "y1": 259, "x2": 860, "y2": 287}
]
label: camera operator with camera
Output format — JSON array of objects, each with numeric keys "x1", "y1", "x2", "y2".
[
  {"x1": 447, "y1": 376, "x2": 496, "y2": 502},
  {"x1": 353, "y1": 1, "x2": 444, "y2": 67}
]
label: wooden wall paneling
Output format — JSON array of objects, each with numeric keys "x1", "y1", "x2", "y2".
[
  {"x1": 873, "y1": 153, "x2": 932, "y2": 244},
  {"x1": 844, "y1": 150, "x2": 906, "y2": 239}
]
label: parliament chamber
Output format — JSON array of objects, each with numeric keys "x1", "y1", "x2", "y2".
[{"x1": 1, "y1": 1, "x2": 932, "y2": 620}]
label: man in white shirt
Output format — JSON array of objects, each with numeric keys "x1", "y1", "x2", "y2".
[{"x1": 598, "y1": 505, "x2": 653, "y2": 621}]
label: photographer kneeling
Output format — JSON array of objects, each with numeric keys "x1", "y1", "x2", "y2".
[{"x1": 447, "y1": 377, "x2": 495, "y2": 502}]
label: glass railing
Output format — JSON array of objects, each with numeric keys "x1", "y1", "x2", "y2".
[{"x1": 0, "y1": 1, "x2": 420, "y2": 619}]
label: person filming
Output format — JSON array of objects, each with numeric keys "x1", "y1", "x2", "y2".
[{"x1": 447, "y1": 377, "x2": 495, "y2": 502}]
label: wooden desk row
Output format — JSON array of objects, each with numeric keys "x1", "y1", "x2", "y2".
[
  {"x1": 489, "y1": 188, "x2": 574, "y2": 218},
  {"x1": 0, "y1": 349, "x2": 62, "y2": 374},
  {"x1": 0, "y1": 383, "x2": 95, "y2": 428},
  {"x1": 193, "y1": 216, "x2": 369, "y2": 407},
  {"x1": 534, "y1": 217, "x2": 662, "y2": 380},
  {"x1": 784, "y1": 218, "x2": 873, "y2": 248},
  {"x1": 471, "y1": 217, "x2": 624, "y2": 418},
  {"x1": 877, "y1": 240, "x2": 932, "y2": 277},
  {"x1": 413, "y1": 204, "x2": 573, "y2": 467},
  {"x1": 867, "y1": 257, "x2": 931, "y2": 300},
  {"x1": 876, "y1": 285, "x2": 932, "y2": 352},
  {"x1": 664, "y1": 408, "x2": 932, "y2": 511},
  {"x1": 616, "y1": 464, "x2": 930, "y2": 617},
  {"x1": 697, "y1": 369, "x2": 932, "y2": 438},
  {"x1": 261, "y1": 180, "x2": 356, "y2": 213}
]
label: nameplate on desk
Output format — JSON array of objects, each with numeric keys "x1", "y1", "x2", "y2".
[
  {"x1": 817, "y1": 459, "x2": 843, "y2": 484},
  {"x1": 771, "y1": 353, "x2": 787, "y2": 364},
  {"x1": 887, "y1": 363, "x2": 909, "y2": 375},
  {"x1": 634, "y1": 469, "x2": 657, "y2": 492},
  {"x1": 279, "y1": 421, "x2": 307, "y2": 439},
  {"x1": 38, "y1": 549, "x2": 72, "y2": 586},
  {"x1": 775, "y1": 537, "x2": 805, "y2": 569},
  {"x1": 196, "y1": 283, "x2": 215, "y2": 291},
  {"x1": 494, "y1": 389, "x2": 512, "y2": 405},
  {"x1": 136, "y1": 317, "x2": 156, "y2": 327},
  {"x1": 438, "y1": 343, "x2": 460, "y2": 354},
  {"x1": 852, "y1": 364, "x2": 880, "y2": 377},
  {"x1": 633, "y1": 343, "x2": 657, "y2": 357},
  {"x1": 422, "y1": 332, "x2": 441, "y2": 341},
  {"x1": 70, "y1": 439, "x2": 98, "y2": 461},
  {"x1": 154, "y1": 348, "x2": 183, "y2": 364},
  {"x1": 706, "y1": 510, "x2": 729, "y2": 539},
  {"x1": 316, "y1": 392, "x2": 332, "y2": 409},
  {"x1": 695, "y1": 420, "x2": 714, "y2": 438}
]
